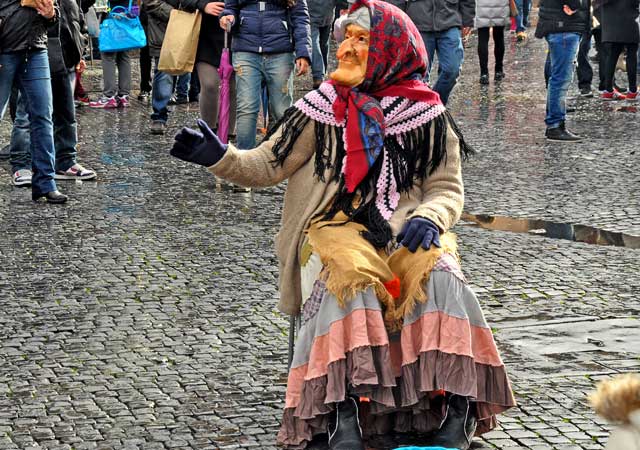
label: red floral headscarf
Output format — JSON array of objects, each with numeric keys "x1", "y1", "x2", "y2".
[{"x1": 331, "y1": 0, "x2": 443, "y2": 192}]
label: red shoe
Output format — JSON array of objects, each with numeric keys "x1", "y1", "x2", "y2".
[
  {"x1": 625, "y1": 91, "x2": 638, "y2": 101},
  {"x1": 89, "y1": 96, "x2": 118, "y2": 108},
  {"x1": 600, "y1": 90, "x2": 626, "y2": 101},
  {"x1": 117, "y1": 95, "x2": 130, "y2": 108}
]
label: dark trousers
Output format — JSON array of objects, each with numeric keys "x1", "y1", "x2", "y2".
[
  {"x1": 593, "y1": 27, "x2": 608, "y2": 90},
  {"x1": 576, "y1": 31, "x2": 593, "y2": 89},
  {"x1": 477, "y1": 26, "x2": 505, "y2": 75},
  {"x1": 603, "y1": 42, "x2": 638, "y2": 92},
  {"x1": 139, "y1": 44, "x2": 153, "y2": 92}
]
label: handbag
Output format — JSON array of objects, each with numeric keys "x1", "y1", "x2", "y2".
[
  {"x1": 47, "y1": 36, "x2": 68, "y2": 75},
  {"x1": 509, "y1": 0, "x2": 519, "y2": 17},
  {"x1": 158, "y1": 9, "x2": 202, "y2": 75},
  {"x1": 98, "y1": 0, "x2": 147, "y2": 53},
  {"x1": 86, "y1": 6, "x2": 101, "y2": 38}
]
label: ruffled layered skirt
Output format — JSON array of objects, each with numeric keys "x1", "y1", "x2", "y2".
[{"x1": 277, "y1": 229, "x2": 516, "y2": 449}]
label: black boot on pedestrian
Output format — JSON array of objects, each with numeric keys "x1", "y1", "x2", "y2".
[
  {"x1": 479, "y1": 74, "x2": 489, "y2": 85},
  {"x1": 545, "y1": 121, "x2": 582, "y2": 142},
  {"x1": 327, "y1": 396, "x2": 365, "y2": 450},
  {"x1": 32, "y1": 190, "x2": 68, "y2": 204},
  {"x1": 495, "y1": 71, "x2": 505, "y2": 82},
  {"x1": 423, "y1": 394, "x2": 477, "y2": 450}
]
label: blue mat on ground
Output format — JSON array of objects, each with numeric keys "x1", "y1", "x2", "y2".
[{"x1": 392, "y1": 447, "x2": 456, "y2": 450}]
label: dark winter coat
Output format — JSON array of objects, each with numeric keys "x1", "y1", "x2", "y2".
[
  {"x1": 0, "y1": 0, "x2": 59, "y2": 53},
  {"x1": 601, "y1": 0, "x2": 639, "y2": 43},
  {"x1": 384, "y1": 0, "x2": 476, "y2": 32},
  {"x1": 196, "y1": 14, "x2": 227, "y2": 67},
  {"x1": 54, "y1": 0, "x2": 87, "y2": 68},
  {"x1": 143, "y1": 0, "x2": 207, "y2": 58},
  {"x1": 308, "y1": 0, "x2": 336, "y2": 27},
  {"x1": 221, "y1": 0, "x2": 312, "y2": 61},
  {"x1": 535, "y1": 0, "x2": 589, "y2": 37}
]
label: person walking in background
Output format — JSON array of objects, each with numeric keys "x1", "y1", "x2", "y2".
[
  {"x1": 219, "y1": 0, "x2": 311, "y2": 151},
  {"x1": 89, "y1": 0, "x2": 134, "y2": 108},
  {"x1": 0, "y1": 0, "x2": 69, "y2": 203},
  {"x1": 385, "y1": 0, "x2": 475, "y2": 104},
  {"x1": 535, "y1": 0, "x2": 588, "y2": 142},
  {"x1": 144, "y1": 0, "x2": 210, "y2": 134},
  {"x1": 195, "y1": 2, "x2": 236, "y2": 132},
  {"x1": 169, "y1": 73, "x2": 192, "y2": 105},
  {"x1": 475, "y1": 0, "x2": 509, "y2": 84},
  {"x1": 10, "y1": 0, "x2": 98, "y2": 187},
  {"x1": 575, "y1": 0, "x2": 593, "y2": 97},
  {"x1": 138, "y1": 4, "x2": 154, "y2": 101},
  {"x1": 599, "y1": 0, "x2": 639, "y2": 100},
  {"x1": 514, "y1": 0, "x2": 527, "y2": 40},
  {"x1": 74, "y1": 0, "x2": 95, "y2": 106},
  {"x1": 308, "y1": 0, "x2": 337, "y2": 88}
]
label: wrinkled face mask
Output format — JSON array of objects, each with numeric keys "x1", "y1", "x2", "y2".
[{"x1": 330, "y1": 8, "x2": 371, "y2": 87}]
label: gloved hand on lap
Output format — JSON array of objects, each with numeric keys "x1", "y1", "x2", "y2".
[
  {"x1": 170, "y1": 119, "x2": 227, "y2": 167},
  {"x1": 397, "y1": 217, "x2": 441, "y2": 252}
]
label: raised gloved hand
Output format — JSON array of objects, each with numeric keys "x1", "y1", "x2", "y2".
[
  {"x1": 170, "y1": 119, "x2": 227, "y2": 167},
  {"x1": 397, "y1": 217, "x2": 442, "y2": 253}
]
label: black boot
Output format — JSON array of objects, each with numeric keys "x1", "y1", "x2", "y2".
[
  {"x1": 423, "y1": 394, "x2": 477, "y2": 450},
  {"x1": 545, "y1": 121, "x2": 582, "y2": 142},
  {"x1": 327, "y1": 396, "x2": 365, "y2": 450},
  {"x1": 32, "y1": 190, "x2": 68, "y2": 204}
]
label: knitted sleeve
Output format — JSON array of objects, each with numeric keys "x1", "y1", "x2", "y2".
[
  {"x1": 409, "y1": 124, "x2": 465, "y2": 233},
  {"x1": 207, "y1": 122, "x2": 316, "y2": 188}
]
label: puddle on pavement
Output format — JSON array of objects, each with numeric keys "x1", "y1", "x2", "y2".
[
  {"x1": 462, "y1": 213, "x2": 640, "y2": 249},
  {"x1": 497, "y1": 317, "x2": 640, "y2": 377}
]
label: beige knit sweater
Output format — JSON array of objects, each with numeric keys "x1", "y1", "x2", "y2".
[{"x1": 208, "y1": 120, "x2": 464, "y2": 315}]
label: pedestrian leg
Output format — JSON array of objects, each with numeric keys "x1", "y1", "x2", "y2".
[
  {"x1": 264, "y1": 53, "x2": 294, "y2": 124},
  {"x1": 493, "y1": 26, "x2": 506, "y2": 78},
  {"x1": 576, "y1": 31, "x2": 593, "y2": 94},
  {"x1": 17, "y1": 50, "x2": 58, "y2": 196},
  {"x1": 232, "y1": 52, "x2": 263, "y2": 150},
  {"x1": 432, "y1": 28, "x2": 464, "y2": 105},
  {"x1": 477, "y1": 27, "x2": 490, "y2": 80},
  {"x1": 625, "y1": 43, "x2": 638, "y2": 94}
]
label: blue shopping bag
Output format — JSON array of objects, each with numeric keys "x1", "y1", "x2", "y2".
[{"x1": 98, "y1": 0, "x2": 146, "y2": 53}]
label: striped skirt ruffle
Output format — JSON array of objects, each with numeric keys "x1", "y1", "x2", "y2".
[{"x1": 277, "y1": 254, "x2": 516, "y2": 449}]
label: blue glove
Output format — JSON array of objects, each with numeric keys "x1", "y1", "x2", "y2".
[
  {"x1": 397, "y1": 217, "x2": 442, "y2": 253},
  {"x1": 170, "y1": 119, "x2": 227, "y2": 167}
]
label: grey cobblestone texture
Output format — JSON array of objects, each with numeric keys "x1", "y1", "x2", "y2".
[{"x1": 0, "y1": 12, "x2": 638, "y2": 450}]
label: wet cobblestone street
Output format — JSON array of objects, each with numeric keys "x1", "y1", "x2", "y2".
[{"x1": 0, "y1": 18, "x2": 638, "y2": 450}]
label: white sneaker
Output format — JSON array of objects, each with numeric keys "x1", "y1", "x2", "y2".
[
  {"x1": 54, "y1": 163, "x2": 97, "y2": 181},
  {"x1": 12, "y1": 169, "x2": 32, "y2": 187}
]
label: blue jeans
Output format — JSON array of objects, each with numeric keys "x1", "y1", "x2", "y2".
[
  {"x1": 11, "y1": 69, "x2": 78, "y2": 174},
  {"x1": 421, "y1": 28, "x2": 464, "y2": 105},
  {"x1": 0, "y1": 50, "x2": 57, "y2": 193},
  {"x1": 515, "y1": 0, "x2": 526, "y2": 32},
  {"x1": 233, "y1": 51, "x2": 294, "y2": 150},
  {"x1": 151, "y1": 58, "x2": 175, "y2": 123},
  {"x1": 311, "y1": 25, "x2": 331, "y2": 81},
  {"x1": 175, "y1": 73, "x2": 191, "y2": 98},
  {"x1": 545, "y1": 32, "x2": 580, "y2": 128}
]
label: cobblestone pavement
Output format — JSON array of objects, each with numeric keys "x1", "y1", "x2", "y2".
[{"x1": 0, "y1": 16, "x2": 638, "y2": 450}]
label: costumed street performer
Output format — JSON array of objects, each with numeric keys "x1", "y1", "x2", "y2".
[{"x1": 170, "y1": 1, "x2": 517, "y2": 448}]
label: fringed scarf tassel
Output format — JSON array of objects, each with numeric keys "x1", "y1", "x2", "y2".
[{"x1": 268, "y1": 106, "x2": 473, "y2": 250}]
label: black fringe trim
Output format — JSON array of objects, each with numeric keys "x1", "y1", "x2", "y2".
[{"x1": 269, "y1": 107, "x2": 474, "y2": 249}]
